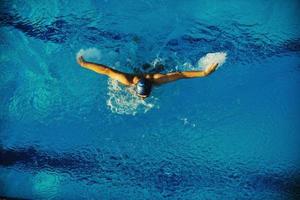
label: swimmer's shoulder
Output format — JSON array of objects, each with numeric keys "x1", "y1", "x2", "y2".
[{"x1": 131, "y1": 76, "x2": 141, "y2": 85}]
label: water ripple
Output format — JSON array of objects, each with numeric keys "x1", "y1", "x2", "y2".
[
  {"x1": 0, "y1": 145, "x2": 299, "y2": 199},
  {"x1": 1, "y1": 8, "x2": 299, "y2": 69}
]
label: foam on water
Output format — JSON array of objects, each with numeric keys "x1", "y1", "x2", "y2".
[
  {"x1": 151, "y1": 57, "x2": 165, "y2": 67},
  {"x1": 175, "y1": 52, "x2": 227, "y2": 71},
  {"x1": 76, "y1": 48, "x2": 102, "y2": 61},
  {"x1": 106, "y1": 79, "x2": 157, "y2": 115},
  {"x1": 198, "y1": 52, "x2": 227, "y2": 70}
]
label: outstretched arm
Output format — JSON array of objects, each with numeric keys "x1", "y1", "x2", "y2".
[
  {"x1": 77, "y1": 56, "x2": 137, "y2": 86},
  {"x1": 147, "y1": 63, "x2": 218, "y2": 85}
]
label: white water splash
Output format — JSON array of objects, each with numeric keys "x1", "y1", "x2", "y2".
[
  {"x1": 106, "y1": 79, "x2": 157, "y2": 115},
  {"x1": 151, "y1": 57, "x2": 165, "y2": 67},
  {"x1": 76, "y1": 48, "x2": 102, "y2": 61},
  {"x1": 198, "y1": 52, "x2": 227, "y2": 70},
  {"x1": 76, "y1": 50, "x2": 226, "y2": 115},
  {"x1": 179, "y1": 117, "x2": 196, "y2": 127}
]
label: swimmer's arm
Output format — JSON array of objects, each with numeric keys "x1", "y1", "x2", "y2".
[
  {"x1": 77, "y1": 56, "x2": 137, "y2": 86},
  {"x1": 77, "y1": 56, "x2": 111, "y2": 75},
  {"x1": 149, "y1": 63, "x2": 218, "y2": 85}
]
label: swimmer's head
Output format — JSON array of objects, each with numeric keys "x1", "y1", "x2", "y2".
[{"x1": 135, "y1": 78, "x2": 152, "y2": 99}]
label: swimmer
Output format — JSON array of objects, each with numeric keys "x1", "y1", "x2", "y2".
[{"x1": 77, "y1": 56, "x2": 218, "y2": 99}]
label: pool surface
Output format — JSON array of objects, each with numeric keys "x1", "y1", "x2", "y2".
[{"x1": 1, "y1": 0, "x2": 300, "y2": 199}]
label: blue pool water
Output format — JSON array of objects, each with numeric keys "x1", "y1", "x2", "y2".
[{"x1": 1, "y1": 0, "x2": 300, "y2": 199}]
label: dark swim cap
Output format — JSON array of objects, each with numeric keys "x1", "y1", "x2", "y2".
[{"x1": 136, "y1": 78, "x2": 152, "y2": 97}]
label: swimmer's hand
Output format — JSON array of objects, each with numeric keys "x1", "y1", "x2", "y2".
[
  {"x1": 77, "y1": 56, "x2": 86, "y2": 66},
  {"x1": 204, "y1": 63, "x2": 218, "y2": 76}
]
